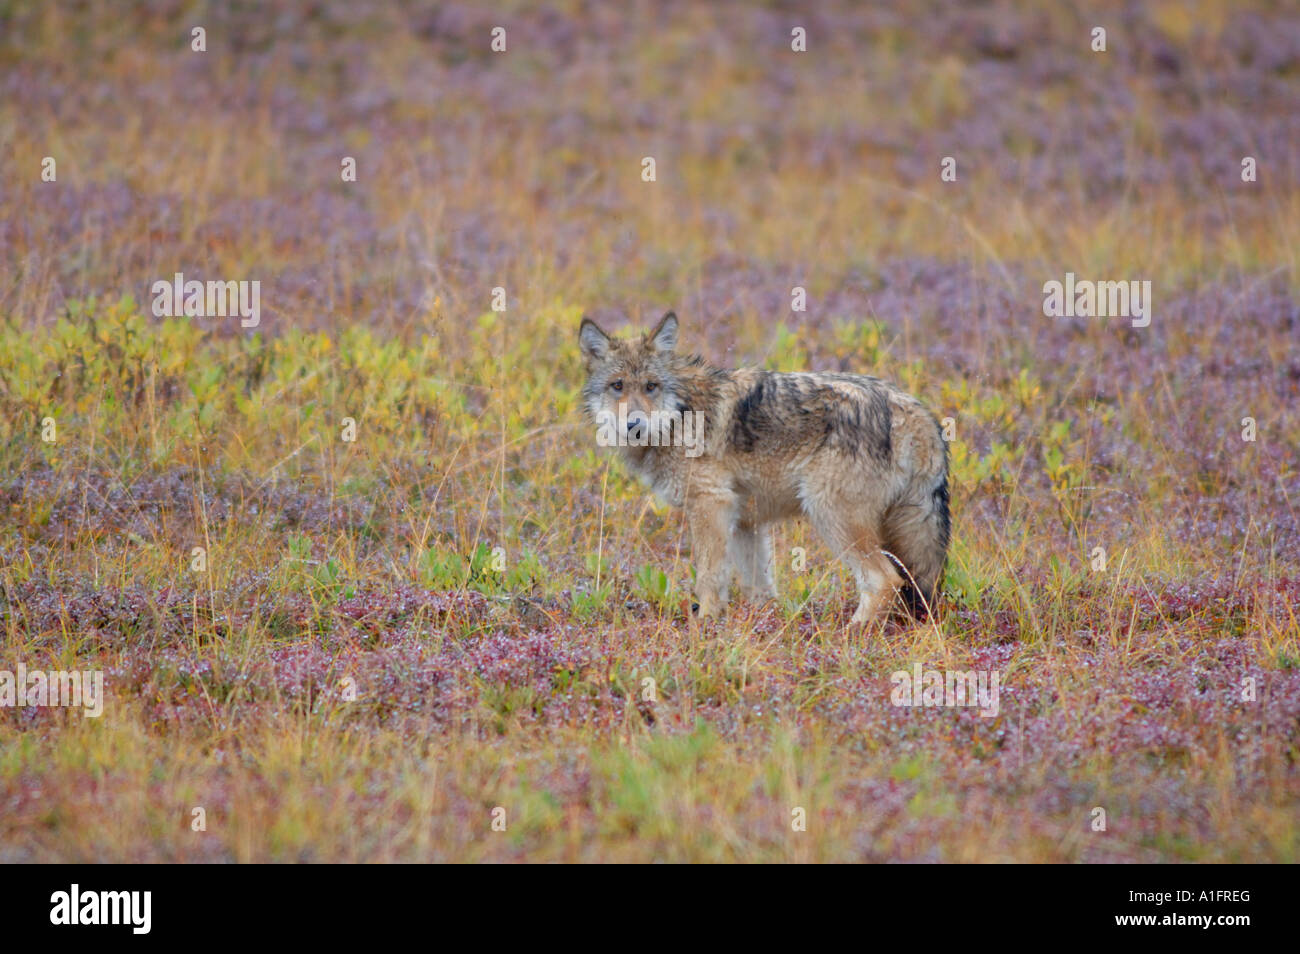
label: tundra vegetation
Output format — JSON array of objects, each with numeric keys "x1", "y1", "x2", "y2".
[{"x1": 0, "y1": 1, "x2": 1297, "y2": 861}]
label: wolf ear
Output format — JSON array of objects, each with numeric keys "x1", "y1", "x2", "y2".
[
  {"x1": 579, "y1": 317, "x2": 611, "y2": 362},
  {"x1": 649, "y1": 311, "x2": 678, "y2": 352}
]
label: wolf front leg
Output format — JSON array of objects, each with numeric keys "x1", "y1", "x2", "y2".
[
  {"x1": 686, "y1": 493, "x2": 737, "y2": 619},
  {"x1": 729, "y1": 519, "x2": 777, "y2": 601}
]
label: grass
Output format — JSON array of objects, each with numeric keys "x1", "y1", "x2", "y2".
[{"x1": 0, "y1": 0, "x2": 1297, "y2": 862}]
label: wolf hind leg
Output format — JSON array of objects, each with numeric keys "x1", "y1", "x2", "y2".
[
  {"x1": 804, "y1": 503, "x2": 901, "y2": 625},
  {"x1": 847, "y1": 549, "x2": 904, "y2": 625},
  {"x1": 880, "y1": 475, "x2": 950, "y2": 619}
]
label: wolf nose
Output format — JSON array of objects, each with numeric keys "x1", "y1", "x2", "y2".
[{"x1": 627, "y1": 414, "x2": 646, "y2": 432}]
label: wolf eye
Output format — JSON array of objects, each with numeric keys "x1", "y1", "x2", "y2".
[
  {"x1": 610, "y1": 380, "x2": 623, "y2": 392},
  {"x1": 645, "y1": 382, "x2": 658, "y2": 393}
]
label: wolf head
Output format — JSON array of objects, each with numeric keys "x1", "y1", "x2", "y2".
[{"x1": 578, "y1": 311, "x2": 695, "y2": 451}]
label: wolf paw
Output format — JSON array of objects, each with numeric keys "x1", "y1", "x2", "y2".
[{"x1": 692, "y1": 597, "x2": 724, "y2": 619}]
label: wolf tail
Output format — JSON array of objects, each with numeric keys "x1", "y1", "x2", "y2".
[{"x1": 883, "y1": 472, "x2": 950, "y2": 620}]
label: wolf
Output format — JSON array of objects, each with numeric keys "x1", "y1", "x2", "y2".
[{"x1": 579, "y1": 312, "x2": 950, "y2": 624}]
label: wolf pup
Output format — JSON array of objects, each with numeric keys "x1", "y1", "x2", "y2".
[{"x1": 579, "y1": 312, "x2": 949, "y2": 624}]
